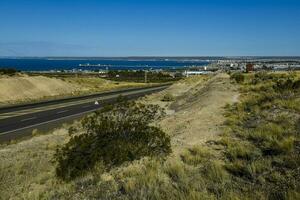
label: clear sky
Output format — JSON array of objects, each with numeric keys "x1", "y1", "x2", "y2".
[{"x1": 0, "y1": 0, "x2": 299, "y2": 57}]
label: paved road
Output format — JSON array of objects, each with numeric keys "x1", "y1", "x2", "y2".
[{"x1": 0, "y1": 85, "x2": 170, "y2": 142}]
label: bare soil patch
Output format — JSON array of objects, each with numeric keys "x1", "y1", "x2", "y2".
[
  {"x1": 142, "y1": 73, "x2": 239, "y2": 153},
  {"x1": 0, "y1": 75, "x2": 148, "y2": 106}
]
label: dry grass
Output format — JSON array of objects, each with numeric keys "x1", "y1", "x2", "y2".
[
  {"x1": 0, "y1": 75, "x2": 150, "y2": 106},
  {"x1": 0, "y1": 140, "x2": 219, "y2": 199},
  {"x1": 0, "y1": 75, "x2": 79, "y2": 105},
  {"x1": 1, "y1": 72, "x2": 299, "y2": 199},
  {"x1": 0, "y1": 128, "x2": 72, "y2": 200},
  {"x1": 0, "y1": 73, "x2": 246, "y2": 199},
  {"x1": 63, "y1": 77, "x2": 150, "y2": 93}
]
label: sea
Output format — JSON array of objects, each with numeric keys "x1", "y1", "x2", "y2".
[{"x1": 0, "y1": 58, "x2": 210, "y2": 72}]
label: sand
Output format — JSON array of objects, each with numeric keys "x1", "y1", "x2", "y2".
[
  {"x1": 141, "y1": 73, "x2": 239, "y2": 153},
  {"x1": 0, "y1": 76, "x2": 80, "y2": 105}
]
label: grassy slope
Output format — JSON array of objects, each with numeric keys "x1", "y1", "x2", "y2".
[
  {"x1": 219, "y1": 72, "x2": 300, "y2": 199},
  {"x1": 0, "y1": 74, "x2": 230, "y2": 199},
  {"x1": 0, "y1": 72, "x2": 299, "y2": 199}
]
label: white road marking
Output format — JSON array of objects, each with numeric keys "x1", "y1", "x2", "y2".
[
  {"x1": 56, "y1": 110, "x2": 69, "y2": 114},
  {"x1": 0, "y1": 85, "x2": 168, "y2": 121},
  {"x1": 20, "y1": 117, "x2": 37, "y2": 122},
  {"x1": 82, "y1": 105, "x2": 91, "y2": 108},
  {"x1": 0, "y1": 108, "x2": 101, "y2": 136}
]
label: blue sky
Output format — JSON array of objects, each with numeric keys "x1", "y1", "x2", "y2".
[{"x1": 0, "y1": 0, "x2": 299, "y2": 56}]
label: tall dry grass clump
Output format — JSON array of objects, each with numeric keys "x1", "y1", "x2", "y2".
[{"x1": 222, "y1": 72, "x2": 300, "y2": 198}]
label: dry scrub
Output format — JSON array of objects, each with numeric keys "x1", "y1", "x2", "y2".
[{"x1": 0, "y1": 73, "x2": 244, "y2": 199}]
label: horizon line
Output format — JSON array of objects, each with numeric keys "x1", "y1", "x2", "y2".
[{"x1": 1, "y1": 56, "x2": 300, "y2": 58}]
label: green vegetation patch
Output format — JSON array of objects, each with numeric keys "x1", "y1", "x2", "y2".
[
  {"x1": 161, "y1": 93, "x2": 175, "y2": 102},
  {"x1": 106, "y1": 70, "x2": 182, "y2": 83},
  {"x1": 0, "y1": 68, "x2": 18, "y2": 76},
  {"x1": 2, "y1": 72, "x2": 300, "y2": 199},
  {"x1": 223, "y1": 72, "x2": 300, "y2": 198},
  {"x1": 54, "y1": 100, "x2": 171, "y2": 181},
  {"x1": 52, "y1": 72, "x2": 299, "y2": 198}
]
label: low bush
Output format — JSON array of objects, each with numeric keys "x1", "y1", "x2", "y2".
[
  {"x1": 225, "y1": 141, "x2": 261, "y2": 161},
  {"x1": 225, "y1": 160, "x2": 253, "y2": 179},
  {"x1": 180, "y1": 146, "x2": 212, "y2": 166},
  {"x1": 54, "y1": 101, "x2": 171, "y2": 181},
  {"x1": 0, "y1": 68, "x2": 18, "y2": 76},
  {"x1": 230, "y1": 72, "x2": 245, "y2": 83},
  {"x1": 161, "y1": 93, "x2": 175, "y2": 102},
  {"x1": 164, "y1": 160, "x2": 187, "y2": 183},
  {"x1": 203, "y1": 161, "x2": 228, "y2": 184}
]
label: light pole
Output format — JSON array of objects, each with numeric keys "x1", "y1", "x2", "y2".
[{"x1": 144, "y1": 70, "x2": 148, "y2": 83}]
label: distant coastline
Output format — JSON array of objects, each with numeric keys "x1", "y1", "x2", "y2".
[{"x1": 0, "y1": 58, "x2": 210, "y2": 72}]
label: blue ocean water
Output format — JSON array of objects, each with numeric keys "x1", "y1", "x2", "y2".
[{"x1": 0, "y1": 58, "x2": 209, "y2": 71}]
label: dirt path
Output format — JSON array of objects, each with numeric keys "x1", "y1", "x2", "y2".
[{"x1": 159, "y1": 73, "x2": 239, "y2": 153}]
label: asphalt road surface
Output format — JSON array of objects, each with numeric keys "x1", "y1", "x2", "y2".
[{"x1": 0, "y1": 84, "x2": 170, "y2": 142}]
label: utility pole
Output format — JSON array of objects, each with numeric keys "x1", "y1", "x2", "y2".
[
  {"x1": 144, "y1": 70, "x2": 148, "y2": 83},
  {"x1": 106, "y1": 66, "x2": 109, "y2": 77}
]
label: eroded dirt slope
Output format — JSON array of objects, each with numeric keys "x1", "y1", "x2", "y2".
[
  {"x1": 0, "y1": 76, "x2": 80, "y2": 104},
  {"x1": 0, "y1": 75, "x2": 148, "y2": 106},
  {"x1": 142, "y1": 73, "x2": 239, "y2": 153}
]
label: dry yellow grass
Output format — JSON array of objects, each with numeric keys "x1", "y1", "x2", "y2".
[
  {"x1": 0, "y1": 128, "x2": 72, "y2": 200},
  {"x1": 64, "y1": 77, "x2": 150, "y2": 92},
  {"x1": 1, "y1": 72, "x2": 299, "y2": 199},
  {"x1": 0, "y1": 75, "x2": 150, "y2": 106},
  {"x1": 0, "y1": 73, "x2": 241, "y2": 199},
  {"x1": 0, "y1": 75, "x2": 79, "y2": 105}
]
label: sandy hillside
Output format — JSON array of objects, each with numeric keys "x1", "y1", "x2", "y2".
[
  {"x1": 0, "y1": 75, "x2": 148, "y2": 106},
  {"x1": 0, "y1": 76, "x2": 82, "y2": 104},
  {"x1": 141, "y1": 73, "x2": 239, "y2": 153}
]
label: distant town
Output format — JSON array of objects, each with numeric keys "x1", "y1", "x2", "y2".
[{"x1": 22, "y1": 57, "x2": 300, "y2": 79}]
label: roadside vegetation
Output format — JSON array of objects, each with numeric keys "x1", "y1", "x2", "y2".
[
  {"x1": 0, "y1": 67, "x2": 19, "y2": 76},
  {"x1": 0, "y1": 69, "x2": 177, "y2": 106},
  {"x1": 0, "y1": 72, "x2": 299, "y2": 199},
  {"x1": 161, "y1": 93, "x2": 175, "y2": 102},
  {"x1": 55, "y1": 100, "x2": 171, "y2": 181},
  {"x1": 220, "y1": 71, "x2": 300, "y2": 199},
  {"x1": 105, "y1": 70, "x2": 183, "y2": 83},
  {"x1": 63, "y1": 76, "x2": 150, "y2": 93},
  {"x1": 33, "y1": 70, "x2": 182, "y2": 83},
  {"x1": 0, "y1": 74, "x2": 150, "y2": 106}
]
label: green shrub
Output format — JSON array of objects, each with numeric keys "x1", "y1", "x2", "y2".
[
  {"x1": 161, "y1": 93, "x2": 175, "y2": 102},
  {"x1": 225, "y1": 160, "x2": 252, "y2": 179},
  {"x1": 180, "y1": 146, "x2": 213, "y2": 166},
  {"x1": 275, "y1": 99, "x2": 300, "y2": 112},
  {"x1": 54, "y1": 101, "x2": 171, "y2": 181},
  {"x1": 203, "y1": 161, "x2": 228, "y2": 184},
  {"x1": 248, "y1": 159, "x2": 271, "y2": 178},
  {"x1": 251, "y1": 71, "x2": 273, "y2": 84},
  {"x1": 164, "y1": 160, "x2": 187, "y2": 183},
  {"x1": 247, "y1": 123, "x2": 285, "y2": 143},
  {"x1": 262, "y1": 137, "x2": 295, "y2": 155},
  {"x1": 68, "y1": 126, "x2": 78, "y2": 136},
  {"x1": 226, "y1": 142, "x2": 261, "y2": 161},
  {"x1": 230, "y1": 72, "x2": 245, "y2": 84},
  {"x1": 0, "y1": 68, "x2": 18, "y2": 76}
]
